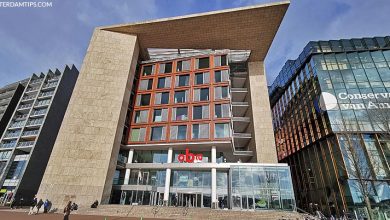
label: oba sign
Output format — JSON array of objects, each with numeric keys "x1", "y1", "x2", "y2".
[{"x1": 177, "y1": 148, "x2": 203, "y2": 163}]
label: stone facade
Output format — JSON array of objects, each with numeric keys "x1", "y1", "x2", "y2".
[
  {"x1": 248, "y1": 61, "x2": 277, "y2": 163},
  {"x1": 37, "y1": 29, "x2": 139, "y2": 207}
]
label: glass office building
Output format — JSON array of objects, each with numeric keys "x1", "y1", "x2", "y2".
[{"x1": 270, "y1": 36, "x2": 390, "y2": 218}]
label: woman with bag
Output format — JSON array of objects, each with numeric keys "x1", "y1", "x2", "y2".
[{"x1": 63, "y1": 201, "x2": 72, "y2": 220}]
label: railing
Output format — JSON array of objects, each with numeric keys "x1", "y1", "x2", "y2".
[
  {"x1": 0, "y1": 142, "x2": 16, "y2": 148},
  {"x1": 21, "y1": 95, "x2": 36, "y2": 101},
  {"x1": 39, "y1": 91, "x2": 54, "y2": 98},
  {"x1": 25, "y1": 87, "x2": 39, "y2": 92},
  {"x1": 34, "y1": 99, "x2": 50, "y2": 107},
  {"x1": 25, "y1": 119, "x2": 43, "y2": 126},
  {"x1": 30, "y1": 109, "x2": 47, "y2": 116},
  {"x1": 9, "y1": 121, "x2": 25, "y2": 128},
  {"x1": 29, "y1": 79, "x2": 43, "y2": 85},
  {"x1": 18, "y1": 103, "x2": 33, "y2": 110},
  {"x1": 42, "y1": 82, "x2": 57, "y2": 89},
  {"x1": 3, "y1": 132, "x2": 20, "y2": 138},
  {"x1": 21, "y1": 130, "x2": 39, "y2": 136},
  {"x1": 17, "y1": 141, "x2": 35, "y2": 147},
  {"x1": 47, "y1": 77, "x2": 60, "y2": 83}
]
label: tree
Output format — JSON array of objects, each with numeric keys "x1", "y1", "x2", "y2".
[{"x1": 338, "y1": 133, "x2": 377, "y2": 220}]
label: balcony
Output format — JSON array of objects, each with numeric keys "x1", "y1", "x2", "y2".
[
  {"x1": 9, "y1": 121, "x2": 25, "y2": 129},
  {"x1": 231, "y1": 73, "x2": 247, "y2": 88},
  {"x1": 29, "y1": 79, "x2": 43, "y2": 85},
  {"x1": 41, "y1": 82, "x2": 57, "y2": 91},
  {"x1": 3, "y1": 132, "x2": 20, "y2": 139},
  {"x1": 34, "y1": 100, "x2": 51, "y2": 108},
  {"x1": 25, "y1": 87, "x2": 39, "y2": 93},
  {"x1": 17, "y1": 141, "x2": 35, "y2": 148},
  {"x1": 232, "y1": 102, "x2": 249, "y2": 117},
  {"x1": 25, "y1": 119, "x2": 43, "y2": 127},
  {"x1": 17, "y1": 103, "x2": 33, "y2": 110},
  {"x1": 233, "y1": 132, "x2": 251, "y2": 150},
  {"x1": 231, "y1": 88, "x2": 247, "y2": 102},
  {"x1": 232, "y1": 117, "x2": 250, "y2": 133},
  {"x1": 14, "y1": 114, "x2": 28, "y2": 121},
  {"x1": 21, "y1": 95, "x2": 36, "y2": 102},
  {"x1": 0, "y1": 142, "x2": 16, "y2": 149},
  {"x1": 38, "y1": 91, "x2": 54, "y2": 99},
  {"x1": 21, "y1": 130, "x2": 39, "y2": 137}
]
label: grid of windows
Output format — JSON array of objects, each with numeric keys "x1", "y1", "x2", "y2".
[{"x1": 130, "y1": 55, "x2": 231, "y2": 143}]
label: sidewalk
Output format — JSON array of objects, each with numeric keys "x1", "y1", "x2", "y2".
[{"x1": 0, "y1": 209, "x2": 166, "y2": 220}]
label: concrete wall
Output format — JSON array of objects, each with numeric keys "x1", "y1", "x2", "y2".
[
  {"x1": 247, "y1": 61, "x2": 277, "y2": 163},
  {"x1": 37, "y1": 29, "x2": 139, "y2": 207}
]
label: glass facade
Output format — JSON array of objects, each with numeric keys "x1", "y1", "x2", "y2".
[{"x1": 270, "y1": 37, "x2": 390, "y2": 218}]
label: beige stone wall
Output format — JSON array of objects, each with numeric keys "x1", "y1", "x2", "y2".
[
  {"x1": 247, "y1": 61, "x2": 277, "y2": 163},
  {"x1": 37, "y1": 29, "x2": 139, "y2": 207}
]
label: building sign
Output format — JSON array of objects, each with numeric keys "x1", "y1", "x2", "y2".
[
  {"x1": 318, "y1": 92, "x2": 390, "y2": 111},
  {"x1": 177, "y1": 149, "x2": 203, "y2": 163}
]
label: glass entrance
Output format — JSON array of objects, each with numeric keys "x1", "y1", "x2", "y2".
[{"x1": 176, "y1": 193, "x2": 201, "y2": 208}]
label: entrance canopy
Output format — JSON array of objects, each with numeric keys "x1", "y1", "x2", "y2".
[{"x1": 100, "y1": 1, "x2": 289, "y2": 61}]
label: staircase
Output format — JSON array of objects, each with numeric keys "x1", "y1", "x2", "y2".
[{"x1": 72, "y1": 204, "x2": 305, "y2": 220}]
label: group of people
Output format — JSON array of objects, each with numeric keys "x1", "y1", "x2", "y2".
[{"x1": 27, "y1": 195, "x2": 52, "y2": 215}]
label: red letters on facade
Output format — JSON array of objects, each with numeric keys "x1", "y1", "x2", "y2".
[{"x1": 177, "y1": 148, "x2": 203, "y2": 163}]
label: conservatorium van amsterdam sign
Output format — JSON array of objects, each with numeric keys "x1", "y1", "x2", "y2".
[{"x1": 318, "y1": 92, "x2": 390, "y2": 111}]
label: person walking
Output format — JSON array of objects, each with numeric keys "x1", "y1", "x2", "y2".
[
  {"x1": 63, "y1": 201, "x2": 72, "y2": 220},
  {"x1": 43, "y1": 199, "x2": 49, "y2": 213},
  {"x1": 36, "y1": 199, "x2": 43, "y2": 214},
  {"x1": 28, "y1": 196, "x2": 37, "y2": 215}
]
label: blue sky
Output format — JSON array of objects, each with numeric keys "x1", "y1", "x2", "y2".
[{"x1": 0, "y1": 0, "x2": 389, "y2": 87}]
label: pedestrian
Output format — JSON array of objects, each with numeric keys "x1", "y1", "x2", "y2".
[
  {"x1": 28, "y1": 196, "x2": 37, "y2": 215},
  {"x1": 19, "y1": 196, "x2": 24, "y2": 209},
  {"x1": 10, "y1": 198, "x2": 16, "y2": 209},
  {"x1": 43, "y1": 199, "x2": 49, "y2": 213},
  {"x1": 63, "y1": 201, "x2": 72, "y2": 220},
  {"x1": 36, "y1": 199, "x2": 43, "y2": 214},
  {"x1": 71, "y1": 202, "x2": 78, "y2": 211}
]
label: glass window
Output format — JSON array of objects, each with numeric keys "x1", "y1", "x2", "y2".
[
  {"x1": 214, "y1": 70, "x2": 229, "y2": 83},
  {"x1": 159, "y1": 62, "x2": 173, "y2": 73},
  {"x1": 215, "y1": 104, "x2": 230, "y2": 118},
  {"x1": 177, "y1": 125, "x2": 187, "y2": 140},
  {"x1": 130, "y1": 128, "x2": 146, "y2": 142},
  {"x1": 215, "y1": 123, "x2": 230, "y2": 138},
  {"x1": 174, "y1": 90, "x2": 187, "y2": 103},
  {"x1": 137, "y1": 94, "x2": 151, "y2": 106},
  {"x1": 155, "y1": 92, "x2": 170, "y2": 105},
  {"x1": 193, "y1": 105, "x2": 209, "y2": 120},
  {"x1": 177, "y1": 60, "x2": 191, "y2": 72},
  {"x1": 197, "y1": 57, "x2": 209, "y2": 69},
  {"x1": 6, "y1": 160, "x2": 26, "y2": 180},
  {"x1": 139, "y1": 79, "x2": 153, "y2": 90},
  {"x1": 193, "y1": 106, "x2": 202, "y2": 120},
  {"x1": 215, "y1": 86, "x2": 229, "y2": 100},
  {"x1": 153, "y1": 109, "x2": 162, "y2": 122},
  {"x1": 134, "y1": 110, "x2": 148, "y2": 123},
  {"x1": 174, "y1": 107, "x2": 188, "y2": 121},
  {"x1": 176, "y1": 74, "x2": 189, "y2": 87},
  {"x1": 195, "y1": 72, "x2": 209, "y2": 85},
  {"x1": 161, "y1": 92, "x2": 169, "y2": 104},
  {"x1": 151, "y1": 126, "x2": 165, "y2": 141},
  {"x1": 215, "y1": 55, "x2": 227, "y2": 67},
  {"x1": 200, "y1": 88, "x2": 209, "y2": 101},
  {"x1": 157, "y1": 77, "x2": 166, "y2": 89},
  {"x1": 192, "y1": 124, "x2": 209, "y2": 139},
  {"x1": 143, "y1": 65, "x2": 154, "y2": 76}
]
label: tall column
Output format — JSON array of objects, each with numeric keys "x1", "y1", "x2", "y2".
[
  {"x1": 211, "y1": 146, "x2": 218, "y2": 209},
  {"x1": 124, "y1": 149, "x2": 134, "y2": 184},
  {"x1": 163, "y1": 147, "x2": 173, "y2": 205}
]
